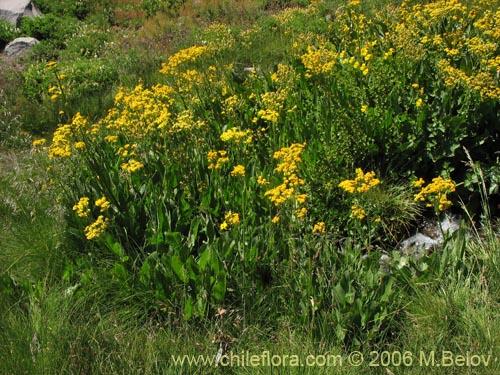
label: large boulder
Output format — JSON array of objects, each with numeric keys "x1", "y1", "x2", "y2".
[
  {"x1": 5, "y1": 36, "x2": 38, "y2": 56},
  {"x1": 0, "y1": 0, "x2": 41, "y2": 27}
]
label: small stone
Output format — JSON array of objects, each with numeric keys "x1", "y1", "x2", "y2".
[{"x1": 5, "y1": 37, "x2": 38, "y2": 57}]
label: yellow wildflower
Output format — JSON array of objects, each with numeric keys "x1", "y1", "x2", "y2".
[
  {"x1": 46, "y1": 61, "x2": 58, "y2": 70},
  {"x1": 295, "y1": 207, "x2": 308, "y2": 220},
  {"x1": 207, "y1": 150, "x2": 229, "y2": 170},
  {"x1": 312, "y1": 222, "x2": 326, "y2": 234},
  {"x1": 414, "y1": 176, "x2": 455, "y2": 211},
  {"x1": 73, "y1": 197, "x2": 90, "y2": 218},
  {"x1": 296, "y1": 194, "x2": 308, "y2": 204},
  {"x1": 220, "y1": 127, "x2": 252, "y2": 144},
  {"x1": 257, "y1": 175, "x2": 269, "y2": 185},
  {"x1": 84, "y1": 215, "x2": 109, "y2": 240},
  {"x1": 220, "y1": 211, "x2": 240, "y2": 230},
  {"x1": 95, "y1": 196, "x2": 111, "y2": 212},
  {"x1": 338, "y1": 168, "x2": 380, "y2": 193},
  {"x1": 32, "y1": 138, "x2": 47, "y2": 147},
  {"x1": 74, "y1": 141, "x2": 85, "y2": 150},
  {"x1": 413, "y1": 178, "x2": 425, "y2": 188},
  {"x1": 230, "y1": 165, "x2": 246, "y2": 177},
  {"x1": 351, "y1": 205, "x2": 366, "y2": 220},
  {"x1": 121, "y1": 159, "x2": 144, "y2": 173},
  {"x1": 104, "y1": 135, "x2": 118, "y2": 143},
  {"x1": 225, "y1": 211, "x2": 240, "y2": 225}
]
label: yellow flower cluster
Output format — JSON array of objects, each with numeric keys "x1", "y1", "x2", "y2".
[
  {"x1": 338, "y1": 169, "x2": 381, "y2": 220},
  {"x1": 264, "y1": 143, "x2": 307, "y2": 212},
  {"x1": 48, "y1": 85, "x2": 62, "y2": 101},
  {"x1": 47, "y1": 113, "x2": 91, "y2": 158},
  {"x1": 220, "y1": 211, "x2": 240, "y2": 231},
  {"x1": 338, "y1": 168, "x2": 380, "y2": 193},
  {"x1": 73, "y1": 197, "x2": 90, "y2": 218},
  {"x1": 171, "y1": 110, "x2": 206, "y2": 134},
  {"x1": 230, "y1": 165, "x2": 246, "y2": 177},
  {"x1": 95, "y1": 196, "x2": 111, "y2": 212},
  {"x1": 414, "y1": 176, "x2": 456, "y2": 211},
  {"x1": 84, "y1": 215, "x2": 110, "y2": 240},
  {"x1": 256, "y1": 90, "x2": 287, "y2": 124},
  {"x1": 201, "y1": 22, "x2": 236, "y2": 52},
  {"x1": 390, "y1": 0, "x2": 500, "y2": 100},
  {"x1": 222, "y1": 95, "x2": 245, "y2": 117},
  {"x1": 73, "y1": 196, "x2": 111, "y2": 217},
  {"x1": 121, "y1": 159, "x2": 144, "y2": 173},
  {"x1": 351, "y1": 205, "x2": 366, "y2": 220},
  {"x1": 220, "y1": 127, "x2": 252, "y2": 144},
  {"x1": 301, "y1": 44, "x2": 338, "y2": 77},
  {"x1": 159, "y1": 45, "x2": 209, "y2": 75},
  {"x1": 207, "y1": 150, "x2": 229, "y2": 170},
  {"x1": 48, "y1": 124, "x2": 72, "y2": 158},
  {"x1": 107, "y1": 83, "x2": 174, "y2": 136},
  {"x1": 32, "y1": 138, "x2": 47, "y2": 148},
  {"x1": 312, "y1": 221, "x2": 326, "y2": 234}
]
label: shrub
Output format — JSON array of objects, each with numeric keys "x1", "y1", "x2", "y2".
[
  {"x1": 0, "y1": 20, "x2": 18, "y2": 50},
  {"x1": 20, "y1": 14, "x2": 77, "y2": 49}
]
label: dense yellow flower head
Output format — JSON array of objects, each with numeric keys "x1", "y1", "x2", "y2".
[
  {"x1": 414, "y1": 176, "x2": 456, "y2": 211},
  {"x1": 351, "y1": 205, "x2": 366, "y2": 220},
  {"x1": 264, "y1": 143, "x2": 307, "y2": 208},
  {"x1": 230, "y1": 165, "x2": 246, "y2": 177},
  {"x1": 220, "y1": 211, "x2": 240, "y2": 230},
  {"x1": 73, "y1": 197, "x2": 90, "y2": 218},
  {"x1": 121, "y1": 159, "x2": 144, "y2": 173},
  {"x1": 95, "y1": 196, "x2": 111, "y2": 212},
  {"x1": 301, "y1": 44, "x2": 337, "y2": 76},
  {"x1": 312, "y1": 221, "x2": 326, "y2": 234},
  {"x1": 338, "y1": 168, "x2": 380, "y2": 194},
  {"x1": 207, "y1": 150, "x2": 229, "y2": 170},
  {"x1": 48, "y1": 124, "x2": 72, "y2": 158},
  {"x1": 32, "y1": 138, "x2": 47, "y2": 147},
  {"x1": 220, "y1": 127, "x2": 252, "y2": 144},
  {"x1": 84, "y1": 215, "x2": 109, "y2": 240},
  {"x1": 160, "y1": 45, "x2": 209, "y2": 75}
]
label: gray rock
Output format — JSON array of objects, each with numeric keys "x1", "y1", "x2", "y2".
[
  {"x1": 5, "y1": 36, "x2": 38, "y2": 56},
  {"x1": 399, "y1": 233, "x2": 439, "y2": 256},
  {"x1": 0, "y1": 0, "x2": 41, "y2": 27},
  {"x1": 399, "y1": 214, "x2": 461, "y2": 256}
]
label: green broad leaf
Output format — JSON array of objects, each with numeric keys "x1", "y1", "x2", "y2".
[
  {"x1": 212, "y1": 275, "x2": 227, "y2": 302},
  {"x1": 224, "y1": 240, "x2": 236, "y2": 259},
  {"x1": 187, "y1": 217, "x2": 201, "y2": 248},
  {"x1": 335, "y1": 284, "x2": 346, "y2": 304},
  {"x1": 165, "y1": 231, "x2": 181, "y2": 247},
  {"x1": 247, "y1": 245, "x2": 258, "y2": 264},
  {"x1": 139, "y1": 258, "x2": 152, "y2": 285},
  {"x1": 185, "y1": 257, "x2": 198, "y2": 281},
  {"x1": 380, "y1": 277, "x2": 394, "y2": 302},
  {"x1": 170, "y1": 255, "x2": 188, "y2": 283},
  {"x1": 184, "y1": 297, "x2": 193, "y2": 320},
  {"x1": 198, "y1": 247, "x2": 211, "y2": 271},
  {"x1": 112, "y1": 263, "x2": 128, "y2": 282},
  {"x1": 104, "y1": 234, "x2": 124, "y2": 258}
]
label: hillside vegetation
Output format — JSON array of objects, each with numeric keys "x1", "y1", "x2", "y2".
[{"x1": 1, "y1": 0, "x2": 500, "y2": 373}]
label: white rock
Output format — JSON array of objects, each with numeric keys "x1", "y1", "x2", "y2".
[
  {"x1": 5, "y1": 36, "x2": 38, "y2": 56},
  {"x1": 0, "y1": 0, "x2": 41, "y2": 26}
]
